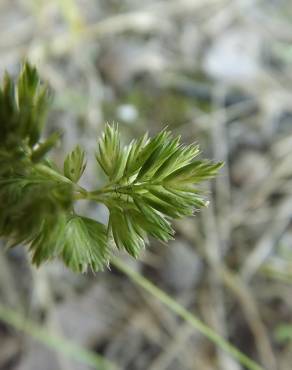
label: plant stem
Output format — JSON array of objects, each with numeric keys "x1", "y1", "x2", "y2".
[{"x1": 111, "y1": 256, "x2": 264, "y2": 370}]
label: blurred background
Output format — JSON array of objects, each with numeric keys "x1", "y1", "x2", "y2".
[{"x1": 0, "y1": 0, "x2": 292, "y2": 369}]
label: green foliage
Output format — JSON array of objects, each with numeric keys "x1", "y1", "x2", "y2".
[
  {"x1": 0, "y1": 166, "x2": 73, "y2": 249},
  {"x1": 64, "y1": 145, "x2": 86, "y2": 183},
  {"x1": 275, "y1": 324, "x2": 292, "y2": 344},
  {"x1": 95, "y1": 125, "x2": 222, "y2": 257},
  {"x1": 0, "y1": 62, "x2": 223, "y2": 272},
  {"x1": 0, "y1": 62, "x2": 51, "y2": 151},
  {"x1": 61, "y1": 216, "x2": 108, "y2": 272}
]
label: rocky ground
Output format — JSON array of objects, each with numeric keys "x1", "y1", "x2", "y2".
[{"x1": 0, "y1": 1, "x2": 292, "y2": 369}]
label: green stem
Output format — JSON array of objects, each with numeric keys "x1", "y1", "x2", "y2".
[
  {"x1": 88, "y1": 182, "x2": 148, "y2": 198},
  {"x1": 35, "y1": 163, "x2": 72, "y2": 184},
  {"x1": 73, "y1": 191, "x2": 105, "y2": 203},
  {"x1": 31, "y1": 132, "x2": 61, "y2": 162},
  {"x1": 35, "y1": 163, "x2": 88, "y2": 197},
  {"x1": 89, "y1": 186, "x2": 114, "y2": 196},
  {"x1": 111, "y1": 257, "x2": 264, "y2": 370}
]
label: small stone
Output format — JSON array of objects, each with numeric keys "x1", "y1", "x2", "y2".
[
  {"x1": 231, "y1": 150, "x2": 270, "y2": 187},
  {"x1": 117, "y1": 104, "x2": 138, "y2": 123},
  {"x1": 159, "y1": 240, "x2": 203, "y2": 292}
]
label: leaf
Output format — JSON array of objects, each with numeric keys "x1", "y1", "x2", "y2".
[
  {"x1": 17, "y1": 62, "x2": 51, "y2": 146},
  {"x1": 109, "y1": 208, "x2": 145, "y2": 258},
  {"x1": 0, "y1": 62, "x2": 52, "y2": 150},
  {"x1": 107, "y1": 196, "x2": 175, "y2": 254},
  {"x1": 129, "y1": 207, "x2": 174, "y2": 242},
  {"x1": 124, "y1": 133, "x2": 148, "y2": 177},
  {"x1": 31, "y1": 132, "x2": 62, "y2": 162},
  {"x1": 61, "y1": 216, "x2": 109, "y2": 273},
  {"x1": 154, "y1": 143, "x2": 200, "y2": 180},
  {"x1": 95, "y1": 123, "x2": 128, "y2": 181},
  {"x1": 163, "y1": 160, "x2": 223, "y2": 184},
  {"x1": 64, "y1": 145, "x2": 86, "y2": 183},
  {"x1": 135, "y1": 134, "x2": 180, "y2": 181},
  {"x1": 0, "y1": 163, "x2": 73, "y2": 250},
  {"x1": 0, "y1": 65, "x2": 223, "y2": 272},
  {"x1": 147, "y1": 185, "x2": 198, "y2": 216},
  {"x1": 30, "y1": 213, "x2": 67, "y2": 265},
  {"x1": 94, "y1": 124, "x2": 223, "y2": 256},
  {"x1": 125, "y1": 130, "x2": 169, "y2": 177}
]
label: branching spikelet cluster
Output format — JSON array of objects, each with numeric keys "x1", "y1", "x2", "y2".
[{"x1": 0, "y1": 63, "x2": 222, "y2": 272}]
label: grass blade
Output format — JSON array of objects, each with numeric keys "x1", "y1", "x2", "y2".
[
  {"x1": 0, "y1": 303, "x2": 117, "y2": 370},
  {"x1": 112, "y1": 256, "x2": 263, "y2": 370}
]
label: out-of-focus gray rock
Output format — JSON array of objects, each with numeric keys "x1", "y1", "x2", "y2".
[
  {"x1": 0, "y1": 333, "x2": 21, "y2": 370},
  {"x1": 204, "y1": 29, "x2": 260, "y2": 84},
  {"x1": 16, "y1": 280, "x2": 123, "y2": 370},
  {"x1": 15, "y1": 341, "x2": 60, "y2": 370},
  {"x1": 98, "y1": 40, "x2": 171, "y2": 86},
  {"x1": 231, "y1": 149, "x2": 270, "y2": 187},
  {"x1": 52, "y1": 282, "x2": 119, "y2": 346},
  {"x1": 159, "y1": 240, "x2": 203, "y2": 292}
]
